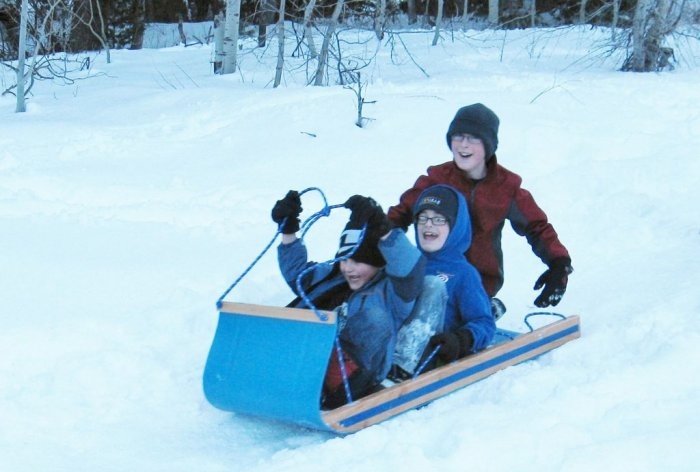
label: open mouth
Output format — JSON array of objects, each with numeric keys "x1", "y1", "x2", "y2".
[
  {"x1": 345, "y1": 274, "x2": 362, "y2": 285},
  {"x1": 421, "y1": 231, "x2": 440, "y2": 241},
  {"x1": 457, "y1": 151, "x2": 473, "y2": 159}
]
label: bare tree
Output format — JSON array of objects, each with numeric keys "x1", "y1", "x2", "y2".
[
  {"x1": 432, "y1": 0, "x2": 444, "y2": 46},
  {"x1": 611, "y1": 0, "x2": 621, "y2": 38},
  {"x1": 406, "y1": 0, "x2": 417, "y2": 24},
  {"x1": 273, "y1": 0, "x2": 286, "y2": 87},
  {"x1": 488, "y1": 0, "x2": 499, "y2": 25},
  {"x1": 622, "y1": 0, "x2": 682, "y2": 72},
  {"x1": 222, "y1": 0, "x2": 241, "y2": 74},
  {"x1": 313, "y1": 0, "x2": 345, "y2": 86},
  {"x1": 302, "y1": 0, "x2": 318, "y2": 58},
  {"x1": 15, "y1": 0, "x2": 28, "y2": 112},
  {"x1": 461, "y1": 0, "x2": 471, "y2": 30},
  {"x1": 579, "y1": 0, "x2": 589, "y2": 24},
  {"x1": 213, "y1": 11, "x2": 224, "y2": 73},
  {"x1": 374, "y1": 0, "x2": 386, "y2": 40},
  {"x1": 70, "y1": 0, "x2": 111, "y2": 62}
]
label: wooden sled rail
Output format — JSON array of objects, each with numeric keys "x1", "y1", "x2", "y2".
[{"x1": 322, "y1": 315, "x2": 581, "y2": 433}]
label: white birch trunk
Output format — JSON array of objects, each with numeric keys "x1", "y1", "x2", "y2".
[
  {"x1": 611, "y1": 0, "x2": 621, "y2": 38},
  {"x1": 274, "y1": 0, "x2": 287, "y2": 87},
  {"x1": 313, "y1": 0, "x2": 345, "y2": 86},
  {"x1": 578, "y1": 0, "x2": 588, "y2": 24},
  {"x1": 303, "y1": 0, "x2": 318, "y2": 58},
  {"x1": 431, "y1": 0, "x2": 444, "y2": 46},
  {"x1": 222, "y1": 0, "x2": 241, "y2": 75},
  {"x1": 488, "y1": 0, "x2": 499, "y2": 25},
  {"x1": 214, "y1": 12, "x2": 225, "y2": 73},
  {"x1": 630, "y1": 0, "x2": 652, "y2": 71},
  {"x1": 374, "y1": 0, "x2": 386, "y2": 40},
  {"x1": 462, "y1": 0, "x2": 469, "y2": 30},
  {"x1": 15, "y1": 0, "x2": 29, "y2": 113}
]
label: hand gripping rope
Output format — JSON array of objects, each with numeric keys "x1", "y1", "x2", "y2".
[{"x1": 215, "y1": 187, "x2": 367, "y2": 405}]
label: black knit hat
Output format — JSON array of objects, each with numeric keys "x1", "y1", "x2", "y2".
[
  {"x1": 336, "y1": 228, "x2": 386, "y2": 267},
  {"x1": 413, "y1": 185, "x2": 459, "y2": 228},
  {"x1": 445, "y1": 103, "x2": 500, "y2": 159}
]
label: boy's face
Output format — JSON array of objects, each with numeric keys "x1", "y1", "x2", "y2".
[
  {"x1": 416, "y1": 209, "x2": 450, "y2": 253},
  {"x1": 340, "y1": 258, "x2": 380, "y2": 291},
  {"x1": 451, "y1": 133, "x2": 487, "y2": 179}
]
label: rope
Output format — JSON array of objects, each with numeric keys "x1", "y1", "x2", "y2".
[
  {"x1": 215, "y1": 230, "x2": 281, "y2": 310},
  {"x1": 413, "y1": 345, "x2": 440, "y2": 379},
  {"x1": 334, "y1": 338, "x2": 354, "y2": 405},
  {"x1": 215, "y1": 186, "x2": 330, "y2": 309},
  {"x1": 524, "y1": 311, "x2": 566, "y2": 332}
]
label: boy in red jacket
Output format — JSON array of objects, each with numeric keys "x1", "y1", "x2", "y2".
[{"x1": 387, "y1": 103, "x2": 573, "y2": 311}]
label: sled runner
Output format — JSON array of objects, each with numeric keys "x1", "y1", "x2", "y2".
[{"x1": 203, "y1": 301, "x2": 581, "y2": 434}]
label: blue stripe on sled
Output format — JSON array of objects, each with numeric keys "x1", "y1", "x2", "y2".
[{"x1": 338, "y1": 324, "x2": 580, "y2": 428}]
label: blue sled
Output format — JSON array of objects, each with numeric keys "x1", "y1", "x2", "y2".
[{"x1": 203, "y1": 301, "x2": 581, "y2": 434}]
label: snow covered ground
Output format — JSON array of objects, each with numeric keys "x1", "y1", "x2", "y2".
[{"x1": 1, "y1": 24, "x2": 700, "y2": 472}]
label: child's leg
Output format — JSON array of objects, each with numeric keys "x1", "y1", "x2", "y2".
[{"x1": 393, "y1": 276, "x2": 447, "y2": 375}]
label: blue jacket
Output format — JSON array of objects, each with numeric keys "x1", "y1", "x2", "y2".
[
  {"x1": 413, "y1": 185, "x2": 495, "y2": 352},
  {"x1": 278, "y1": 230, "x2": 425, "y2": 383}
]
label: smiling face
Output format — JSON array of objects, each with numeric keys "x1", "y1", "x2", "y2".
[
  {"x1": 451, "y1": 133, "x2": 488, "y2": 180},
  {"x1": 416, "y1": 209, "x2": 450, "y2": 253},
  {"x1": 339, "y1": 258, "x2": 380, "y2": 291}
]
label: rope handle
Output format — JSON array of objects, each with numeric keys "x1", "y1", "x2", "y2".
[
  {"x1": 215, "y1": 187, "x2": 367, "y2": 317},
  {"x1": 216, "y1": 186, "x2": 334, "y2": 309},
  {"x1": 524, "y1": 311, "x2": 566, "y2": 332}
]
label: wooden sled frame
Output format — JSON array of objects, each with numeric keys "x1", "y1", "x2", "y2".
[{"x1": 203, "y1": 302, "x2": 581, "y2": 434}]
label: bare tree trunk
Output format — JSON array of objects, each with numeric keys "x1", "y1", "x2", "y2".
[
  {"x1": 313, "y1": 0, "x2": 345, "y2": 86},
  {"x1": 407, "y1": 0, "x2": 417, "y2": 24},
  {"x1": 131, "y1": 0, "x2": 146, "y2": 49},
  {"x1": 214, "y1": 12, "x2": 225, "y2": 73},
  {"x1": 303, "y1": 0, "x2": 318, "y2": 58},
  {"x1": 529, "y1": 0, "x2": 536, "y2": 27},
  {"x1": 257, "y1": 0, "x2": 275, "y2": 48},
  {"x1": 274, "y1": 0, "x2": 287, "y2": 87},
  {"x1": 578, "y1": 0, "x2": 588, "y2": 23},
  {"x1": 222, "y1": 0, "x2": 241, "y2": 75},
  {"x1": 624, "y1": 0, "x2": 674, "y2": 72},
  {"x1": 374, "y1": 0, "x2": 386, "y2": 40},
  {"x1": 15, "y1": 0, "x2": 28, "y2": 113},
  {"x1": 611, "y1": 0, "x2": 621, "y2": 38},
  {"x1": 462, "y1": 0, "x2": 469, "y2": 30},
  {"x1": 488, "y1": 0, "x2": 499, "y2": 25},
  {"x1": 94, "y1": 0, "x2": 110, "y2": 63},
  {"x1": 431, "y1": 0, "x2": 443, "y2": 46}
]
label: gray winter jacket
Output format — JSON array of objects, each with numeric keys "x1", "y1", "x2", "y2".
[{"x1": 278, "y1": 229, "x2": 425, "y2": 383}]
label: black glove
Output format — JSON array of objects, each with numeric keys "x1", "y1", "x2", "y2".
[
  {"x1": 343, "y1": 195, "x2": 391, "y2": 240},
  {"x1": 425, "y1": 329, "x2": 474, "y2": 363},
  {"x1": 271, "y1": 190, "x2": 302, "y2": 234},
  {"x1": 533, "y1": 257, "x2": 573, "y2": 307}
]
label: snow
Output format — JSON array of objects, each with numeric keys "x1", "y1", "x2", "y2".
[{"x1": 2, "y1": 24, "x2": 700, "y2": 472}]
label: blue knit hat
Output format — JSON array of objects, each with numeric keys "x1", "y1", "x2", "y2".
[{"x1": 446, "y1": 103, "x2": 500, "y2": 159}]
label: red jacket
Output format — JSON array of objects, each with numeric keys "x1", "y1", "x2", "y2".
[{"x1": 388, "y1": 157, "x2": 570, "y2": 297}]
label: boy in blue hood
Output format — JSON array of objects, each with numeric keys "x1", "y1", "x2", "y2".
[{"x1": 391, "y1": 185, "x2": 494, "y2": 379}]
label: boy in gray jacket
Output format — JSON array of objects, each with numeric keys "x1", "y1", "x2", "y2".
[{"x1": 272, "y1": 192, "x2": 426, "y2": 408}]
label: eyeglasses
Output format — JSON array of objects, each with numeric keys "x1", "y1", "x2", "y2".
[
  {"x1": 451, "y1": 134, "x2": 482, "y2": 144},
  {"x1": 416, "y1": 215, "x2": 448, "y2": 226}
]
